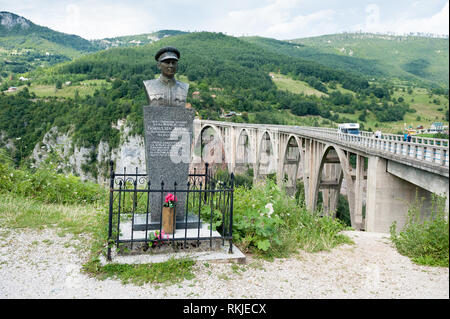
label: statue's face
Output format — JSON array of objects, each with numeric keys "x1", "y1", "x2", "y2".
[{"x1": 158, "y1": 59, "x2": 178, "y2": 78}]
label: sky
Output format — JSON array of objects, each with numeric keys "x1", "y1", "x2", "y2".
[{"x1": 1, "y1": 0, "x2": 449, "y2": 40}]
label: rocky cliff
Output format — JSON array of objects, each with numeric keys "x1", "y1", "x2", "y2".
[{"x1": 30, "y1": 119, "x2": 146, "y2": 185}]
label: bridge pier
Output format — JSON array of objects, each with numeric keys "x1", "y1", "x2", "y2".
[
  {"x1": 353, "y1": 154, "x2": 365, "y2": 229},
  {"x1": 365, "y1": 156, "x2": 436, "y2": 232},
  {"x1": 305, "y1": 139, "x2": 322, "y2": 212}
]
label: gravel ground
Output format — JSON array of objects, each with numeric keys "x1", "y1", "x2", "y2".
[{"x1": 0, "y1": 228, "x2": 448, "y2": 299}]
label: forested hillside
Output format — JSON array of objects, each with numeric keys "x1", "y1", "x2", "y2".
[
  {"x1": 289, "y1": 33, "x2": 449, "y2": 88},
  {"x1": 1, "y1": 23, "x2": 448, "y2": 171},
  {"x1": 241, "y1": 36, "x2": 387, "y2": 80},
  {"x1": 0, "y1": 32, "x2": 361, "y2": 160},
  {"x1": 0, "y1": 12, "x2": 98, "y2": 77}
]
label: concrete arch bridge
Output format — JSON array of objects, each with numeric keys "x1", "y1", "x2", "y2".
[{"x1": 192, "y1": 120, "x2": 449, "y2": 233}]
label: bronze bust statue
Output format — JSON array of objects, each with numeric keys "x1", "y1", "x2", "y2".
[{"x1": 143, "y1": 46, "x2": 189, "y2": 107}]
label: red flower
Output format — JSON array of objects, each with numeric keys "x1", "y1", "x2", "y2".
[{"x1": 164, "y1": 193, "x2": 178, "y2": 207}]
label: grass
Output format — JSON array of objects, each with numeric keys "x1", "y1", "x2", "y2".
[
  {"x1": 390, "y1": 195, "x2": 449, "y2": 267},
  {"x1": 272, "y1": 73, "x2": 327, "y2": 97},
  {"x1": 5, "y1": 79, "x2": 111, "y2": 99},
  {"x1": 0, "y1": 184, "x2": 198, "y2": 286},
  {"x1": 0, "y1": 149, "x2": 196, "y2": 285},
  {"x1": 329, "y1": 86, "x2": 449, "y2": 133},
  {"x1": 0, "y1": 192, "x2": 102, "y2": 235},
  {"x1": 88, "y1": 257, "x2": 196, "y2": 286},
  {"x1": 392, "y1": 87, "x2": 448, "y2": 129},
  {"x1": 271, "y1": 73, "x2": 356, "y2": 98}
]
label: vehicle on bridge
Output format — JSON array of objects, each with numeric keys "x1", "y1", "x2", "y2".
[
  {"x1": 406, "y1": 128, "x2": 417, "y2": 135},
  {"x1": 338, "y1": 123, "x2": 360, "y2": 135}
]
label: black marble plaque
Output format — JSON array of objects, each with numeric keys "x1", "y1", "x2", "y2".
[{"x1": 143, "y1": 106, "x2": 195, "y2": 222}]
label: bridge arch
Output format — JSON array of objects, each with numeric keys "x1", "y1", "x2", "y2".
[
  {"x1": 256, "y1": 131, "x2": 276, "y2": 180},
  {"x1": 193, "y1": 124, "x2": 226, "y2": 172},
  {"x1": 235, "y1": 128, "x2": 254, "y2": 175},
  {"x1": 311, "y1": 144, "x2": 356, "y2": 226},
  {"x1": 280, "y1": 135, "x2": 304, "y2": 196}
]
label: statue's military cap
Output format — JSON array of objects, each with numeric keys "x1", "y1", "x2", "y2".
[{"x1": 155, "y1": 46, "x2": 180, "y2": 62}]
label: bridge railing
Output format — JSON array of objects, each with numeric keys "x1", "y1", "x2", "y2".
[
  {"x1": 195, "y1": 120, "x2": 449, "y2": 168},
  {"x1": 373, "y1": 132, "x2": 448, "y2": 147},
  {"x1": 291, "y1": 127, "x2": 449, "y2": 167}
]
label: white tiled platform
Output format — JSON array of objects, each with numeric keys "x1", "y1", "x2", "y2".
[
  {"x1": 102, "y1": 218, "x2": 246, "y2": 265},
  {"x1": 118, "y1": 218, "x2": 222, "y2": 241},
  {"x1": 101, "y1": 242, "x2": 245, "y2": 265}
]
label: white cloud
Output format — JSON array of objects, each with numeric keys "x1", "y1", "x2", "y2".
[
  {"x1": 357, "y1": 0, "x2": 449, "y2": 35},
  {"x1": 3, "y1": 1, "x2": 157, "y2": 39},
  {"x1": 1, "y1": 0, "x2": 448, "y2": 39},
  {"x1": 63, "y1": 3, "x2": 157, "y2": 39},
  {"x1": 365, "y1": 4, "x2": 380, "y2": 27},
  {"x1": 65, "y1": 4, "x2": 81, "y2": 31},
  {"x1": 265, "y1": 9, "x2": 336, "y2": 38},
  {"x1": 211, "y1": 0, "x2": 336, "y2": 39},
  {"x1": 391, "y1": 0, "x2": 449, "y2": 35}
]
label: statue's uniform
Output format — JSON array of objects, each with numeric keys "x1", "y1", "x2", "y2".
[{"x1": 143, "y1": 76, "x2": 189, "y2": 107}]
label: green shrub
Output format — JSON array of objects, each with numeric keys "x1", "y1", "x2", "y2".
[
  {"x1": 390, "y1": 195, "x2": 449, "y2": 267},
  {"x1": 232, "y1": 180, "x2": 351, "y2": 258},
  {"x1": 233, "y1": 173, "x2": 253, "y2": 188},
  {"x1": 0, "y1": 148, "x2": 106, "y2": 205},
  {"x1": 336, "y1": 194, "x2": 351, "y2": 227},
  {"x1": 0, "y1": 149, "x2": 15, "y2": 192},
  {"x1": 213, "y1": 167, "x2": 253, "y2": 188}
]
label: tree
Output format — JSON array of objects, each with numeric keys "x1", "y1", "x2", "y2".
[{"x1": 358, "y1": 110, "x2": 367, "y2": 122}]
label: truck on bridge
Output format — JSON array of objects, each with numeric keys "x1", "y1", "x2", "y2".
[{"x1": 338, "y1": 123, "x2": 360, "y2": 135}]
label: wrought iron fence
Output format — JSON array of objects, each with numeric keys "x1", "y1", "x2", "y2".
[{"x1": 107, "y1": 161, "x2": 234, "y2": 261}]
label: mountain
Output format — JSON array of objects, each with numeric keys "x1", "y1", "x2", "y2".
[
  {"x1": 241, "y1": 36, "x2": 388, "y2": 80},
  {"x1": 3, "y1": 10, "x2": 447, "y2": 90},
  {"x1": 288, "y1": 32, "x2": 449, "y2": 88},
  {"x1": 0, "y1": 11, "x2": 97, "y2": 52},
  {"x1": 49, "y1": 32, "x2": 368, "y2": 91},
  {"x1": 1, "y1": 32, "x2": 373, "y2": 163},
  {"x1": 90, "y1": 30, "x2": 189, "y2": 49},
  {"x1": 0, "y1": 26, "x2": 448, "y2": 180},
  {"x1": 0, "y1": 11, "x2": 98, "y2": 75}
]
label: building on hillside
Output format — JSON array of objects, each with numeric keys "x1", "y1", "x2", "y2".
[
  {"x1": 224, "y1": 111, "x2": 242, "y2": 118},
  {"x1": 429, "y1": 122, "x2": 445, "y2": 133}
]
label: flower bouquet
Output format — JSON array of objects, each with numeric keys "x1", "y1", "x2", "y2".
[
  {"x1": 162, "y1": 193, "x2": 177, "y2": 233},
  {"x1": 164, "y1": 193, "x2": 178, "y2": 207}
]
